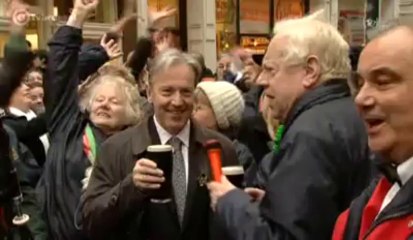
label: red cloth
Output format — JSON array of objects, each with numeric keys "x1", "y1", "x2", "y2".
[
  {"x1": 332, "y1": 177, "x2": 413, "y2": 240},
  {"x1": 358, "y1": 178, "x2": 392, "y2": 239},
  {"x1": 332, "y1": 209, "x2": 350, "y2": 240}
]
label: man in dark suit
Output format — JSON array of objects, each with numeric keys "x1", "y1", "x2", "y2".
[{"x1": 82, "y1": 48, "x2": 238, "y2": 240}]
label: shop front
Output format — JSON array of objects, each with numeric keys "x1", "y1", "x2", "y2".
[
  {"x1": 0, "y1": 0, "x2": 119, "y2": 57},
  {"x1": 216, "y1": 0, "x2": 309, "y2": 56}
]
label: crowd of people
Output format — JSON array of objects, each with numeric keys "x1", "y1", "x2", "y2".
[{"x1": 1, "y1": 0, "x2": 413, "y2": 239}]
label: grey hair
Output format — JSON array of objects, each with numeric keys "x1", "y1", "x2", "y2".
[
  {"x1": 217, "y1": 53, "x2": 244, "y2": 73},
  {"x1": 80, "y1": 65, "x2": 144, "y2": 192},
  {"x1": 149, "y1": 49, "x2": 202, "y2": 84},
  {"x1": 272, "y1": 11, "x2": 351, "y2": 81},
  {"x1": 79, "y1": 64, "x2": 143, "y2": 127}
]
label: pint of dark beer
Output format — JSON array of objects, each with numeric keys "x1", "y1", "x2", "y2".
[
  {"x1": 146, "y1": 145, "x2": 173, "y2": 203},
  {"x1": 222, "y1": 166, "x2": 244, "y2": 188}
]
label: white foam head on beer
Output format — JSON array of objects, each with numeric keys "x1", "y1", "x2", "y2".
[
  {"x1": 147, "y1": 145, "x2": 173, "y2": 152},
  {"x1": 222, "y1": 166, "x2": 244, "y2": 176}
]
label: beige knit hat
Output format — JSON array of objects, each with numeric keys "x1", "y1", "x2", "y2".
[{"x1": 196, "y1": 81, "x2": 245, "y2": 129}]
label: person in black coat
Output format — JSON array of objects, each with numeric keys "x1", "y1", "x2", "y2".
[
  {"x1": 207, "y1": 15, "x2": 373, "y2": 240},
  {"x1": 0, "y1": 2, "x2": 47, "y2": 238},
  {"x1": 238, "y1": 85, "x2": 272, "y2": 163},
  {"x1": 37, "y1": 1, "x2": 144, "y2": 239},
  {"x1": 3, "y1": 38, "x2": 116, "y2": 171}
]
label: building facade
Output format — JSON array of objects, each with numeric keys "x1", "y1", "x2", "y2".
[{"x1": 0, "y1": 0, "x2": 408, "y2": 70}]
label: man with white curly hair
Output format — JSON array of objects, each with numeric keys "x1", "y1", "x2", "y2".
[{"x1": 207, "y1": 11, "x2": 373, "y2": 240}]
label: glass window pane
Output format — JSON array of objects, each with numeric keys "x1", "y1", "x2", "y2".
[
  {"x1": 274, "y1": 0, "x2": 305, "y2": 21},
  {"x1": 239, "y1": 0, "x2": 270, "y2": 34},
  {"x1": 216, "y1": 0, "x2": 237, "y2": 54},
  {"x1": 339, "y1": 0, "x2": 366, "y2": 46}
]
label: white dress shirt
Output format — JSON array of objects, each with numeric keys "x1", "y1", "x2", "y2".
[
  {"x1": 153, "y1": 116, "x2": 190, "y2": 186},
  {"x1": 379, "y1": 156, "x2": 413, "y2": 214},
  {"x1": 8, "y1": 107, "x2": 50, "y2": 154}
]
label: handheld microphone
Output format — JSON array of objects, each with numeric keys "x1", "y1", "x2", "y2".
[{"x1": 204, "y1": 139, "x2": 223, "y2": 182}]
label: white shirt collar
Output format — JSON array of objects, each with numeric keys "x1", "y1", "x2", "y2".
[
  {"x1": 397, "y1": 155, "x2": 413, "y2": 185},
  {"x1": 8, "y1": 107, "x2": 36, "y2": 120},
  {"x1": 153, "y1": 116, "x2": 190, "y2": 147}
]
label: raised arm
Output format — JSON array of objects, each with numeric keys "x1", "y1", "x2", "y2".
[
  {"x1": 78, "y1": 43, "x2": 109, "y2": 82},
  {"x1": 126, "y1": 6, "x2": 177, "y2": 80},
  {"x1": 45, "y1": 0, "x2": 99, "y2": 135},
  {"x1": 0, "y1": 1, "x2": 32, "y2": 107}
]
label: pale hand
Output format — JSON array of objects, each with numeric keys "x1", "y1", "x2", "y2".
[
  {"x1": 73, "y1": 0, "x2": 99, "y2": 14},
  {"x1": 245, "y1": 187, "x2": 266, "y2": 202},
  {"x1": 100, "y1": 35, "x2": 123, "y2": 60},
  {"x1": 207, "y1": 175, "x2": 236, "y2": 212},
  {"x1": 155, "y1": 30, "x2": 175, "y2": 54},
  {"x1": 133, "y1": 159, "x2": 165, "y2": 191},
  {"x1": 148, "y1": 6, "x2": 177, "y2": 28}
]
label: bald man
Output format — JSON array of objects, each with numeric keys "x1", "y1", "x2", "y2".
[{"x1": 333, "y1": 25, "x2": 413, "y2": 240}]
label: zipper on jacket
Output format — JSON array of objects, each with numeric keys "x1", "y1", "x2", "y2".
[{"x1": 362, "y1": 210, "x2": 412, "y2": 239}]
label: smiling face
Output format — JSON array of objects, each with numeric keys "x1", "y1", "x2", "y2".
[
  {"x1": 148, "y1": 64, "x2": 196, "y2": 135},
  {"x1": 89, "y1": 79, "x2": 128, "y2": 134},
  {"x1": 30, "y1": 86, "x2": 44, "y2": 113},
  {"x1": 192, "y1": 89, "x2": 218, "y2": 130},
  {"x1": 355, "y1": 26, "x2": 413, "y2": 163}
]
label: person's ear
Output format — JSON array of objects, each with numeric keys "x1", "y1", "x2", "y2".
[
  {"x1": 146, "y1": 84, "x2": 153, "y2": 103},
  {"x1": 302, "y1": 55, "x2": 321, "y2": 88}
]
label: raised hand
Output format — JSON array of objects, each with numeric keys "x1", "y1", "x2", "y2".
[
  {"x1": 68, "y1": 0, "x2": 100, "y2": 28},
  {"x1": 100, "y1": 34, "x2": 123, "y2": 60},
  {"x1": 148, "y1": 6, "x2": 176, "y2": 28},
  {"x1": 154, "y1": 30, "x2": 175, "y2": 54},
  {"x1": 73, "y1": 0, "x2": 100, "y2": 13}
]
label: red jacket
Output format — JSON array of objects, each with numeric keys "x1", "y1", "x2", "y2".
[{"x1": 333, "y1": 177, "x2": 413, "y2": 240}]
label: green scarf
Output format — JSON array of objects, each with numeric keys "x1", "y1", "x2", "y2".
[{"x1": 273, "y1": 124, "x2": 285, "y2": 154}]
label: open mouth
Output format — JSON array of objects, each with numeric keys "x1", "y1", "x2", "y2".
[
  {"x1": 97, "y1": 112, "x2": 110, "y2": 118},
  {"x1": 365, "y1": 118, "x2": 385, "y2": 133}
]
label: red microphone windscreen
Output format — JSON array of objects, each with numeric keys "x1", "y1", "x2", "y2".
[{"x1": 204, "y1": 139, "x2": 223, "y2": 182}]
